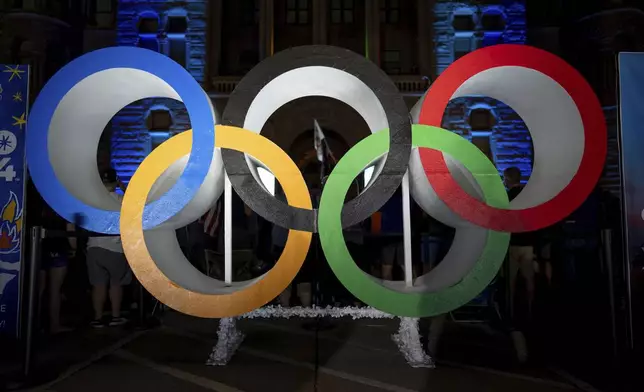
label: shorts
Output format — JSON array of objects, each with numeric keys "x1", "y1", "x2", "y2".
[
  {"x1": 86, "y1": 247, "x2": 132, "y2": 286},
  {"x1": 41, "y1": 251, "x2": 68, "y2": 270}
]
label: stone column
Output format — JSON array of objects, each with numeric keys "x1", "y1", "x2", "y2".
[
  {"x1": 312, "y1": 0, "x2": 328, "y2": 44},
  {"x1": 259, "y1": 0, "x2": 275, "y2": 59},
  {"x1": 206, "y1": 0, "x2": 223, "y2": 80},
  {"x1": 417, "y1": 0, "x2": 434, "y2": 78},
  {"x1": 365, "y1": 0, "x2": 380, "y2": 64}
]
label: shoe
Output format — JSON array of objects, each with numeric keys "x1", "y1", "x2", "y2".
[
  {"x1": 90, "y1": 319, "x2": 105, "y2": 329},
  {"x1": 109, "y1": 317, "x2": 128, "y2": 327}
]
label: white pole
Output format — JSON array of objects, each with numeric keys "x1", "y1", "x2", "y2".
[
  {"x1": 224, "y1": 175, "x2": 232, "y2": 286},
  {"x1": 402, "y1": 172, "x2": 413, "y2": 287}
]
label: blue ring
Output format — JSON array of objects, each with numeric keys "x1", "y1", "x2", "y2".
[{"x1": 26, "y1": 47, "x2": 215, "y2": 234}]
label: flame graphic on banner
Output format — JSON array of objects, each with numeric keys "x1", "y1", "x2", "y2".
[{"x1": 0, "y1": 192, "x2": 22, "y2": 254}]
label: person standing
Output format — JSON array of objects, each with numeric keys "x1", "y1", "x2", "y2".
[
  {"x1": 39, "y1": 205, "x2": 75, "y2": 334},
  {"x1": 86, "y1": 172, "x2": 132, "y2": 328},
  {"x1": 503, "y1": 166, "x2": 536, "y2": 363}
]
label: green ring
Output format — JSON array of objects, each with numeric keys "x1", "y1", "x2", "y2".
[{"x1": 318, "y1": 124, "x2": 510, "y2": 317}]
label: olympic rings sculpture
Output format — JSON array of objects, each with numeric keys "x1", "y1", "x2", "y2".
[{"x1": 26, "y1": 44, "x2": 606, "y2": 318}]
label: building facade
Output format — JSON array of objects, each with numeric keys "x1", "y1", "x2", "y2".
[
  {"x1": 110, "y1": 0, "x2": 530, "y2": 185},
  {"x1": 0, "y1": 0, "x2": 117, "y2": 170},
  {"x1": 2, "y1": 1, "x2": 635, "y2": 193},
  {"x1": 434, "y1": 0, "x2": 530, "y2": 179}
]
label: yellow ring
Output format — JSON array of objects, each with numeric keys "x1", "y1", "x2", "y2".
[{"x1": 120, "y1": 125, "x2": 313, "y2": 318}]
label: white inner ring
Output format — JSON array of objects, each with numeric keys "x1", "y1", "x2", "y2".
[
  {"x1": 451, "y1": 66, "x2": 585, "y2": 209},
  {"x1": 48, "y1": 68, "x2": 223, "y2": 230},
  {"x1": 49, "y1": 68, "x2": 181, "y2": 211},
  {"x1": 408, "y1": 65, "x2": 585, "y2": 228}
]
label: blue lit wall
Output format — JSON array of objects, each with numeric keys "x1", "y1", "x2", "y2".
[
  {"x1": 434, "y1": 0, "x2": 531, "y2": 182},
  {"x1": 112, "y1": 1, "x2": 529, "y2": 183},
  {"x1": 112, "y1": 0, "x2": 207, "y2": 183}
]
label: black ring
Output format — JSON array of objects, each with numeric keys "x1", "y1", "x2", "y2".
[{"x1": 222, "y1": 45, "x2": 411, "y2": 232}]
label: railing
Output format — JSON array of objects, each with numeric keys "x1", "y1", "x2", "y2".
[
  {"x1": 390, "y1": 75, "x2": 428, "y2": 94},
  {"x1": 211, "y1": 76, "x2": 241, "y2": 95},
  {"x1": 3, "y1": 8, "x2": 73, "y2": 28},
  {"x1": 211, "y1": 74, "x2": 427, "y2": 96}
]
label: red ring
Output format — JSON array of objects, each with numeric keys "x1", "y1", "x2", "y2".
[{"x1": 418, "y1": 44, "x2": 606, "y2": 232}]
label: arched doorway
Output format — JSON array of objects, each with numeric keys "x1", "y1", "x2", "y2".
[{"x1": 257, "y1": 96, "x2": 372, "y2": 196}]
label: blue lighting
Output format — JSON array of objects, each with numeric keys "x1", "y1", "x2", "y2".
[
  {"x1": 112, "y1": 0, "x2": 206, "y2": 183},
  {"x1": 112, "y1": 1, "x2": 530, "y2": 183},
  {"x1": 434, "y1": 0, "x2": 530, "y2": 181}
]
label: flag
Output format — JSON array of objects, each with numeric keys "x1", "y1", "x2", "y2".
[
  {"x1": 313, "y1": 119, "x2": 326, "y2": 163},
  {"x1": 0, "y1": 64, "x2": 29, "y2": 337},
  {"x1": 199, "y1": 201, "x2": 221, "y2": 238}
]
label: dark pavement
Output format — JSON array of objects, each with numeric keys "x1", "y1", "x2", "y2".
[{"x1": 10, "y1": 310, "x2": 595, "y2": 392}]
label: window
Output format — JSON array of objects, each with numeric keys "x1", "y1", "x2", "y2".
[
  {"x1": 331, "y1": 0, "x2": 354, "y2": 24},
  {"x1": 96, "y1": 0, "x2": 111, "y2": 12},
  {"x1": 167, "y1": 15, "x2": 187, "y2": 33},
  {"x1": 452, "y1": 14, "x2": 475, "y2": 31},
  {"x1": 137, "y1": 15, "x2": 159, "y2": 52},
  {"x1": 481, "y1": 13, "x2": 505, "y2": 31},
  {"x1": 138, "y1": 16, "x2": 158, "y2": 34},
  {"x1": 149, "y1": 131, "x2": 170, "y2": 151},
  {"x1": 241, "y1": 0, "x2": 260, "y2": 25},
  {"x1": 286, "y1": 0, "x2": 310, "y2": 25},
  {"x1": 453, "y1": 33, "x2": 477, "y2": 60},
  {"x1": 166, "y1": 15, "x2": 188, "y2": 67},
  {"x1": 145, "y1": 108, "x2": 172, "y2": 152},
  {"x1": 380, "y1": 0, "x2": 399, "y2": 24},
  {"x1": 469, "y1": 108, "x2": 496, "y2": 163},
  {"x1": 472, "y1": 135, "x2": 495, "y2": 163},
  {"x1": 146, "y1": 109, "x2": 173, "y2": 131},
  {"x1": 468, "y1": 108, "x2": 496, "y2": 131},
  {"x1": 382, "y1": 50, "x2": 400, "y2": 74}
]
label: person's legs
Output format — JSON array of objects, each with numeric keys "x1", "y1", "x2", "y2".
[
  {"x1": 381, "y1": 243, "x2": 395, "y2": 280},
  {"x1": 86, "y1": 248, "x2": 109, "y2": 327},
  {"x1": 425, "y1": 237, "x2": 442, "y2": 274},
  {"x1": 508, "y1": 246, "x2": 534, "y2": 364},
  {"x1": 109, "y1": 285, "x2": 123, "y2": 318},
  {"x1": 189, "y1": 242, "x2": 208, "y2": 275},
  {"x1": 394, "y1": 242, "x2": 406, "y2": 280},
  {"x1": 511, "y1": 329, "x2": 529, "y2": 364},
  {"x1": 295, "y1": 240, "x2": 315, "y2": 307},
  {"x1": 507, "y1": 247, "x2": 521, "y2": 320},
  {"x1": 103, "y1": 250, "x2": 132, "y2": 325},
  {"x1": 297, "y1": 282, "x2": 312, "y2": 307},
  {"x1": 517, "y1": 246, "x2": 536, "y2": 316},
  {"x1": 279, "y1": 285, "x2": 292, "y2": 307},
  {"x1": 48, "y1": 265, "x2": 68, "y2": 333},
  {"x1": 91, "y1": 285, "x2": 108, "y2": 321},
  {"x1": 271, "y1": 246, "x2": 291, "y2": 307},
  {"x1": 428, "y1": 313, "x2": 447, "y2": 356}
]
